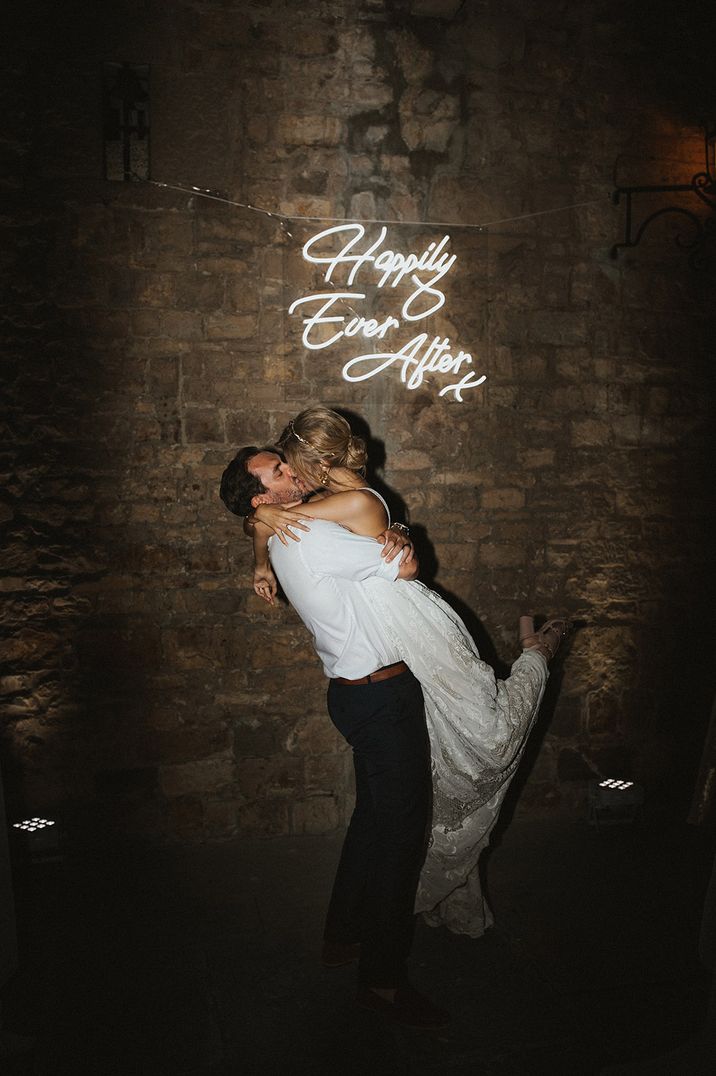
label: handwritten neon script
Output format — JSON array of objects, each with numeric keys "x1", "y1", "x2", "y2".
[{"x1": 288, "y1": 224, "x2": 486, "y2": 401}]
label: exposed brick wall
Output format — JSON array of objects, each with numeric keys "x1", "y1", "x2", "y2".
[{"x1": 2, "y1": 0, "x2": 714, "y2": 839}]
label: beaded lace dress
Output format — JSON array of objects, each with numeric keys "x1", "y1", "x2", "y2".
[
  {"x1": 353, "y1": 488, "x2": 549, "y2": 936},
  {"x1": 364, "y1": 575, "x2": 548, "y2": 937}
]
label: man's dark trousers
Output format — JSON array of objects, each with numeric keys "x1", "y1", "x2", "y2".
[{"x1": 324, "y1": 668, "x2": 431, "y2": 987}]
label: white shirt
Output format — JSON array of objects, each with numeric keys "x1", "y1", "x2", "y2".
[{"x1": 268, "y1": 519, "x2": 402, "y2": 679}]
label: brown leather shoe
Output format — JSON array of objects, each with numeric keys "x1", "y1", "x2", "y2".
[
  {"x1": 355, "y1": 983, "x2": 451, "y2": 1030},
  {"x1": 321, "y1": 940, "x2": 361, "y2": 967}
]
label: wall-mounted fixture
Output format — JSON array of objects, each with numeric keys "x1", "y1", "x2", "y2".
[
  {"x1": 611, "y1": 125, "x2": 715, "y2": 266},
  {"x1": 102, "y1": 62, "x2": 150, "y2": 182}
]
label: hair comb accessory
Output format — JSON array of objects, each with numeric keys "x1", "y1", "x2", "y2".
[{"x1": 287, "y1": 419, "x2": 311, "y2": 447}]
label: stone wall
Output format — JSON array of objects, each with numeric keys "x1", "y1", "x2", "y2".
[{"x1": 2, "y1": 0, "x2": 714, "y2": 839}]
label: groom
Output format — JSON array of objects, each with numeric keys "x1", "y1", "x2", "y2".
[{"x1": 220, "y1": 446, "x2": 448, "y2": 1030}]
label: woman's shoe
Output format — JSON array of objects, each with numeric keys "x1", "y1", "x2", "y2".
[{"x1": 519, "y1": 616, "x2": 572, "y2": 661}]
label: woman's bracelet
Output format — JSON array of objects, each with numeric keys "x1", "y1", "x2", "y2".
[{"x1": 391, "y1": 522, "x2": 410, "y2": 536}]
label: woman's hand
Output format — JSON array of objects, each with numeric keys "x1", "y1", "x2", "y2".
[
  {"x1": 253, "y1": 502, "x2": 314, "y2": 545},
  {"x1": 378, "y1": 526, "x2": 415, "y2": 565},
  {"x1": 253, "y1": 563, "x2": 278, "y2": 605}
]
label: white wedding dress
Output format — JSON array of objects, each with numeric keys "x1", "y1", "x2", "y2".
[
  {"x1": 363, "y1": 570, "x2": 548, "y2": 938},
  {"x1": 351, "y1": 488, "x2": 549, "y2": 936}
]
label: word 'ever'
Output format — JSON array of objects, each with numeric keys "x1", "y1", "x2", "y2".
[{"x1": 288, "y1": 224, "x2": 485, "y2": 401}]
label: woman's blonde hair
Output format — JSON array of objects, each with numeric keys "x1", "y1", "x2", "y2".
[{"x1": 282, "y1": 406, "x2": 367, "y2": 487}]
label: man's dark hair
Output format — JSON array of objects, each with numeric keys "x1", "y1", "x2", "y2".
[{"x1": 219, "y1": 446, "x2": 264, "y2": 517}]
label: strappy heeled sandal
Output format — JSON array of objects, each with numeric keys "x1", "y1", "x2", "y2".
[{"x1": 519, "y1": 616, "x2": 572, "y2": 661}]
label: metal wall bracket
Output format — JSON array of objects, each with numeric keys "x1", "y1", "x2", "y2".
[{"x1": 611, "y1": 127, "x2": 716, "y2": 267}]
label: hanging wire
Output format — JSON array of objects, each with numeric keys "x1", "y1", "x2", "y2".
[{"x1": 146, "y1": 179, "x2": 605, "y2": 233}]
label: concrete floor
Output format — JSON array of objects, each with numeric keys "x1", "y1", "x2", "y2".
[{"x1": 1, "y1": 809, "x2": 714, "y2": 1076}]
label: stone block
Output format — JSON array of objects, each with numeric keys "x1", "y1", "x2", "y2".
[
  {"x1": 610, "y1": 415, "x2": 642, "y2": 443},
  {"x1": 388, "y1": 450, "x2": 432, "y2": 470},
  {"x1": 292, "y1": 795, "x2": 340, "y2": 834},
  {"x1": 203, "y1": 800, "x2": 240, "y2": 838},
  {"x1": 160, "y1": 756, "x2": 235, "y2": 798},
  {"x1": 277, "y1": 115, "x2": 344, "y2": 146},
  {"x1": 166, "y1": 796, "x2": 205, "y2": 841},
  {"x1": 399, "y1": 87, "x2": 460, "y2": 152},
  {"x1": 236, "y1": 798, "x2": 290, "y2": 836},
  {"x1": 571, "y1": 418, "x2": 610, "y2": 447},
  {"x1": 393, "y1": 28, "x2": 433, "y2": 83},
  {"x1": 236, "y1": 756, "x2": 304, "y2": 800},
  {"x1": 133, "y1": 273, "x2": 177, "y2": 307},
  {"x1": 2, "y1": 631, "x2": 60, "y2": 665},
  {"x1": 286, "y1": 713, "x2": 344, "y2": 756},
  {"x1": 477, "y1": 542, "x2": 526, "y2": 569},
  {"x1": 162, "y1": 625, "x2": 233, "y2": 670},
  {"x1": 131, "y1": 314, "x2": 165, "y2": 337},
  {"x1": 184, "y1": 408, "x2": 225, "y2": 444},
  {"x1": 481, "y1": 488, "x2": 526, "y2": 510},
  {"x1": 143, "y1": 214, "x2": 194, "y2": 256},
  {"x1": 225, "y1": 410, "x2": 273, "y2": 447},
  {"x1": 234, "y1": 719, "x2": 280, "y2": 758},
  {"x1": 263, "y1": 665, "x2": 324, "y2": 703},
  {"x1": 158, "y1": 311, "x2": 203, "y2": 340},
  {"x1": 174, "y1": 274, "x2": 225, "y2": 312},
  {"x1": 429, "y1": 177, "x2": 515, "y2": 227},
  {"x1": 349, "y1": 191, "x2": 377, "y2": 220},
  {"x1": 305, "y1": 753, "x2": 350, "y2": 793},
  {"x1": 242, "y1": 629, "x2": 316, "y2": 671},
  {"x1": 434, "y1": 542, "x2": 478, "y2": 572},
  {"x1": 518, "y1": 448, "x2": 555, "y2": 469},
  {"x1": 206, "y1": 314, "x2": 257, "y2": 340},
  {"x1": 530, "y1": 311, "x2": 588, "y2": 346}
]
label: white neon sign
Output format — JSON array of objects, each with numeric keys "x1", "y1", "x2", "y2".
[{"x1": 289, "y1": 224, "x2": 486, "y2": 402}]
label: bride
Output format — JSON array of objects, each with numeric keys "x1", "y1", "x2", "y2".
[{"x1": 249, "y1": 406, "x2": 569, "y2": 937}]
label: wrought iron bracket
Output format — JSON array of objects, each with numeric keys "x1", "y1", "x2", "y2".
[{"x1": 611, "y1": 127, "x2": 716, "y2": 266}]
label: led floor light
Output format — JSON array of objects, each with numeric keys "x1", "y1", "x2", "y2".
[
  {"x1": 11, "y1": 817, "x2": 63, "y2": 861},
  {"x1": 588, "y1": 778, "x2": 644, "y2": 828},
  {"x1": 13, "y1": 818, "x2": 55, "y2": 832}
]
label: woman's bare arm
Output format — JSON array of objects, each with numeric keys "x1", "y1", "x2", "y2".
[{"x1": 292, "y1": 489, "x2": 388, "y2": 537}]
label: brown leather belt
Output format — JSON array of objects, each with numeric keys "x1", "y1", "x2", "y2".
[{"x1": 333, "y1": 661, "x2": 408, "y2": 686}]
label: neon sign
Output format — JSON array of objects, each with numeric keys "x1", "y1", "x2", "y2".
[{"x1": 288, "y1": 224, "x2": 486, "y2": 402}]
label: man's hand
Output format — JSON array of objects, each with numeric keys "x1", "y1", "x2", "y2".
[
  {"x1": 253, "y1": 563, "x2": 278, "y2": 605},
  {"x1": 397, "y1": 552, "x2": 419, "y2": 581},
  {"x1": 378, "y1": 526, "x2": 415, "y2": 565},
  {"x1": 253, "y1": 502, "x2": 314, "y2": 546}
]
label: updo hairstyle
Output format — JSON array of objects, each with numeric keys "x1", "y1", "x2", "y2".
[{"x1": 282, "y1": 406, "x2": 367, "y2": 488}]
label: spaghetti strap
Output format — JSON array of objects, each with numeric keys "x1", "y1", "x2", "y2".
[{"x1": 356, "y1": 487, "x2": 391, "y2": 527}]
